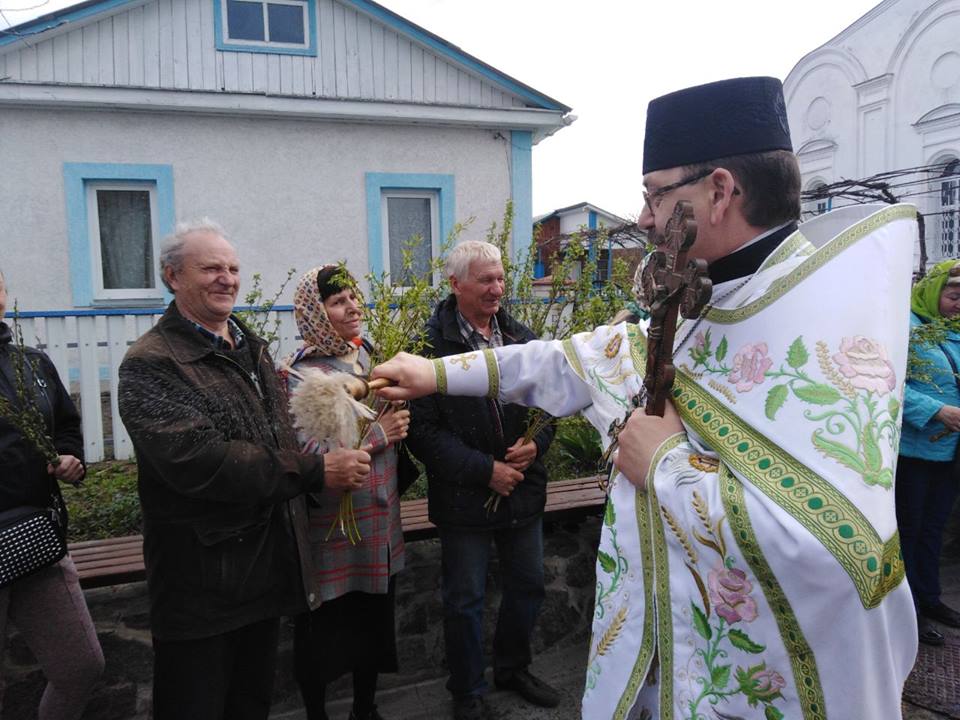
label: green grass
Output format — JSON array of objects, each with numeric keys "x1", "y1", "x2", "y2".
[{"x1": 64, "y1": 461, "x2": 141, "y2": 542}]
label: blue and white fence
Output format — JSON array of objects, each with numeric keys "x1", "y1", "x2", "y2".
[{"x1": 14, "y1": 306, "x2": 301, "y2": 462}]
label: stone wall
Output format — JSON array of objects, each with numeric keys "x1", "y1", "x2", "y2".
[{"x1": 1, "y1": 516, "x2": 602, "y2": 719}]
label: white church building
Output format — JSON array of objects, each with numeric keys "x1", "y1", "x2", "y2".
[{"x1": 784, "y1": 0, "x2": 960, "y2": 268}]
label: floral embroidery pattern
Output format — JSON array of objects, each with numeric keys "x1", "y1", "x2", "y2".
[
  {"x1": 665, "y1": 490, "x2": 787, "y2": 720},
  {"x1": 586, "y1": 499, "x2": 630, "y2": 692},
  {"x1": 689, "y1": 331, "x2": 900, "y2": 489}
]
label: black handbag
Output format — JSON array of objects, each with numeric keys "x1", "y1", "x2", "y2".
[{"x1": 0, "y1": 493, "x2": 68, "y2": 588}]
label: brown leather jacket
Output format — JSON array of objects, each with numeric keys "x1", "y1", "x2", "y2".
[{"x1": 118, "y1": 302, "x2": 323, "y2": 640}]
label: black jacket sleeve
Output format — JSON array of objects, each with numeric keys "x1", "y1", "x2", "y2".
[{"x1": 38, "y1": 352, "x2": 84, "y2": 463}]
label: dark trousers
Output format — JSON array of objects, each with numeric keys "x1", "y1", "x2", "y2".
[
  {"x1": 152, "y1": 617, "x2": 281, "y2": 720},
  {"x1": 439, "y1": 516, "x2": 545, "y2": 698},
  {"x1": 896, "y1": 455, "x2": 960, "y2": 608}
]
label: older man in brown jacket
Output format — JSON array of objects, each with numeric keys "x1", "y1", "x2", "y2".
[{"x1": 119, "y1": 220, "x2": 370, "y2": 720}]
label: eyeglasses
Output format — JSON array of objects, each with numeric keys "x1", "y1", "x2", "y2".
[{"x1": 642, "y1": 168, "x2": 716, "y2": 212}]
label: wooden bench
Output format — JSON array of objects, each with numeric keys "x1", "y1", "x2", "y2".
[{"x1": 71, "y1": 476, "x2": 607, "y2": 589}]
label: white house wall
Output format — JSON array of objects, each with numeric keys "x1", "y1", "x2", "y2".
[
  {"x1": 0, "y1": 0, "x2": 527, "y2": 108},
  {"x1": 0, "y1": 106, "x2": 514, "y2": 311}
]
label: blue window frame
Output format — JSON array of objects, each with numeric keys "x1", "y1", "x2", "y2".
[
  {"x1": 365, "y1": 173, "x2": 455, "y2": 286},
  {"x1": 63, "y1": 163, "x2": 175, "y2": 307},
  {"x1": 214, "y1": 0, "x2": 317, "y2": 56}
]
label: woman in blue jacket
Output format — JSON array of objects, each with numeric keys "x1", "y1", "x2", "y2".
[{"x1": 899, "y1": 259, "x2": 960, "y2": 645}]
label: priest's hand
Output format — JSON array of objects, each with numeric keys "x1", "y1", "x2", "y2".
[
  {"x1": 323, "y1": 448, "x2": 372, "y2": 491},
  {"x1": 371, "y1": 352, "x2": 437, "y2": 401},
  {"x1": 613, "y1": 400, "x2": 684, "y2": 490},
  {"x1": 489, "y1": 460, "x2": 524, "y2": 497}
]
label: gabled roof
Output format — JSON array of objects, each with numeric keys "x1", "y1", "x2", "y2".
[
  {"x1": 534, "y1": 202, "x2": 629, "y2": 226},
  {"x1": 0, "y1": 0, "x2": 570, "y2": 113}
]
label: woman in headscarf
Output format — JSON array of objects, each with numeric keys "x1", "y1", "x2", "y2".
[
  {"x1": 284, "y1": 265, "x2": 409, "y2": 720},
  {"x1": 898, "y1": 259, "x2": 960, "y2": 645}
]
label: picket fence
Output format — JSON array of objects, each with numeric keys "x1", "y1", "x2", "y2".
[{"x1": 15, "y1": 306, "x2": 301, "y2": 462}]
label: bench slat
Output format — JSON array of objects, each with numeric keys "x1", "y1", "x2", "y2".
[{"x1": 71, "y1": 478, "x2": 606, "y2": 588}]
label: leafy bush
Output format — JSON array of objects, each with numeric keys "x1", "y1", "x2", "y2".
[
  {"x1": 64, "y1": 461, "x2": 141, "y2": 542},
  {"x1": 545, "y1": 417, "x2": 604, "y2": 480}
]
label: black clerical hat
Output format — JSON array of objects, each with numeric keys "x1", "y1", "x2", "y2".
[{"x1": 642, "y1": 76, "x2": 793, "y2": 174}]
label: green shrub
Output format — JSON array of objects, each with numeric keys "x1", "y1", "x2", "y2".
[
  {"x1": 549, "y1": 416, "x2": 603, "y2": 478},
  {"x1": 64, "y1": 461, "x2": 141, "y2": 542}
]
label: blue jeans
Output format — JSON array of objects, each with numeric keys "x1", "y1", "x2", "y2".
[
  {"x1": 438, "y1": 517, "x2": 545, "y2": 698},
  {"x1": 895, "y1": 455, "x2": 960, "y2": 608}
]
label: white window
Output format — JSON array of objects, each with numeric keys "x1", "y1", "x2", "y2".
[
  {"x1": 381, "y1": 189, "x2": 439, "y2": 287},
  {"x1": 802, "y1": 181, "x2": 830, "y2": 219},
  {"x1": 939, "y1": 159, "x2": 960, "y2": 259},
  {"x1": 222, "y1": 0, "x2": 308, "y2": 50},
  {"x1": 86, "y1": 182, "x2": 163, "y2": 301}
]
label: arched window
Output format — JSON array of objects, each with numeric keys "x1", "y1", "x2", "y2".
[
  {"x1": 940, "y1": 159, "x2": 960, "y2": 259},
  {"x1": 802, "y1": 180, "x2": 830, "y2": 219}
]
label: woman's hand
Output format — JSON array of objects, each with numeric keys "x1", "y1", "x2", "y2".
[
  {"x1": 936, "y1": 405, "x2": 960, "y2": 433},
  {"x1": 49, "y1": 454, "x2": 85, "y2": 486},
  {"x1": 378, "y1": 406, "x2": 410, "y2": 445},
  {"x1": 371, "y1": 353, "x2": 437, "y2": 401}
]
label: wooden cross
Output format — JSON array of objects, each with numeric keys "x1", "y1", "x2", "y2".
[
  {"x1": 640, "y1": 200, "x2": 712, "y2": 416},
  {"x1": 601, "y1": 201, "x2": 711, "y2": 488}
]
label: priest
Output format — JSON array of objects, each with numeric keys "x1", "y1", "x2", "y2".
[{"x1": 373, "y1": 76, "x2": 919, "y2": 720}]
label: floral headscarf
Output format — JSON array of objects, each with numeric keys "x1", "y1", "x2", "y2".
[
  {"x1": 290, "y1": 265, "x2": 359, "y2": 361},
  {"x1": 911, "y1": 259, "x2": 960, "y2": 320}
]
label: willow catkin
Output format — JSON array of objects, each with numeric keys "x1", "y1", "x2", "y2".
[{"x1": 288, "y1": 368, "x2": 376, "y2": 448}]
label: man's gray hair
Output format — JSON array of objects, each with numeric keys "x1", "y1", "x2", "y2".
[
  {"x1": 159, "y1": 218, "x2": 231, "y2": 292},
  {"x1": 444, "y1": 240, "x2": 502, "y2": 282}
]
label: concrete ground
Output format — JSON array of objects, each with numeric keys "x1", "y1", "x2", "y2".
[{"x1": 275, "y1": 557, "x2": 960, "y2": 720}]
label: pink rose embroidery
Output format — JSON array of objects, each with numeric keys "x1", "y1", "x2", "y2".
[
  {"x1": 693, "y1": 331, "x2": 707, "y2": 354},
  {"x1": 832, "y1": 336, "x2": 896, "y2": 396},
  {"x1": 748, "y1": 668, "x2": 786, "y2": 700},
  {"x1": 727, "y1": 342, "x2": 773, "y2": 393},
  {"x1": 707, "y1": 566, "x2": 758, "y2": 624}
]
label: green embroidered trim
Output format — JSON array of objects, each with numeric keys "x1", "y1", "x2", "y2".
[
  {"x1": 562, "y1": 338, "x2": 587, "y2": 381},
  {"x1": 649, "y1": 477, "x2": 675, "y2": 720},
  {"x1": 608, "y1": 433, "x2": 686, "y2": 720},
  {"x1": 705, "y1": 205, "x2": 917, "y2": 324},
  {"x1": 673, "y1": 371, "x2": 904, "y2": 608},
  {"x1": 482, "y1": 348, "x2": 499, "y2": 399},
  {"x1": 626, "y1": 323, "x2": 647, "y2": 375},
  {"x1": 758, "y1": 230, "x2": 814, "y2": 272},
  {"x1": 720, "y1": 467, "x2": 827, "y2": 720},
  {"x1": 433, "y1": 358, "x2": 447, "y2": 395}
]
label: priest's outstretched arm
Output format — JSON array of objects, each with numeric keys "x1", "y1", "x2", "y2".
[{"x1": 371, "y1": 339, "x2": 684, "y2": 487}]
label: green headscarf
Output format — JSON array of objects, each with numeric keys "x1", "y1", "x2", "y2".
[{"x1": 911, "y1": 259, "x2": 960, "y2": 320}]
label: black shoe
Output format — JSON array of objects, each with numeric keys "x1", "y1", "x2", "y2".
[
  {"x1": 348, "y1": 706, "x2": 385, "y2": 720},
  {"x1": 919, "y1": 617, "x2": 945, "y2": 646},
  {"x1": 495, "y1": 668, "x2": 560, "y2": 708},
  {"x1": 453, "y1": 695, "x2": 485, "y2": 720},
  {"x1": 921, "y1": 601, "x2": 960, "y2": 629}
]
